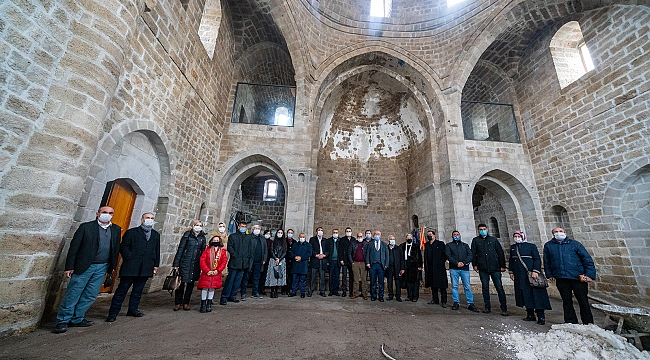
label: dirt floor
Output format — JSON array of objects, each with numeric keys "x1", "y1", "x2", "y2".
[{"x1": 0, "y1": 290, "x2": 604, "y2": 360}]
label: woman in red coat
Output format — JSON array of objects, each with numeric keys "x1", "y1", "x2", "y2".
[{"x1": 198, "y1": 235, "x2": 228, "y2": 313}]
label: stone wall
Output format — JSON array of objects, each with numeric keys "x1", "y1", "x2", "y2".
[{"x1": 239, "y1": 174, "x2": 286, "y2": 231}]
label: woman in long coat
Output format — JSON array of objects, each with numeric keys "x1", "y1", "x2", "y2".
[
  {"x1": 509, "y1": 231, "x2": 551, "y2": 325},
  {"x1": 424, "y1": 232, "x2": 448, "y2": 306},
  {"x1": 172, "y1": 220, "x2": 207, "y2": 311},
  {"x1": 265, "y1": 229, "x2": 287, "y2": 298}
]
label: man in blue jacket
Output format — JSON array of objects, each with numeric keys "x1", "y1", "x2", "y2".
[{"x1": 543, "y1": 227, "x2": 596, "y2": 324}]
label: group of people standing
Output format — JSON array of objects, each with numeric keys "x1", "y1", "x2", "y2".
[{"x1": 52, "y1": 206, "x2": 597, "y2": 334}]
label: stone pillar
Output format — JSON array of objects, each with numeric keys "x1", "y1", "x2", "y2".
[
  {"x1": 0, "y1": 1, "x2": 137, "y2": 334},
  {"x1": 285, "y1": 168, "x2": 314, "y2": 234}
]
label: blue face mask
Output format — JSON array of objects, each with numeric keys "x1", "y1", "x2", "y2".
[
  {"x1": 365, "y1": 234, "x2": 371, "y2": 239},
  {"x1": 373, "y1": 235, "x2": 380, "y2": 241},
  {"x1": 479, "y1": 230, "x2": 488, "y2": 237},
  {"x1": 239, "y1": 227, "x2": 246, "y2": 233},
  {"x1": 453, "y1": 236, "x2": 461, "y2": 241}
]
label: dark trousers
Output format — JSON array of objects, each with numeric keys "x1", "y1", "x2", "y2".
[
  {"x1": 259, "y1": 262, "x2": 268, "y2": 294},
  {"x1": 329, "y1": 262, "x2": 341, "y2": 293},
  {"x1": 282, "y1": 263, "x2": 293, "y2": 294},
  {"x1": 479, "y1": 271, "x2": 507, "y2": 310},
  {"x1": 430, "y1": 287, "x2": 448, "y2": 303},
  {"x1": 369, "y1": 263, "x2": 385, "y2": 299},
  {"x1": 220, "y1": 268, "x2": 244, "y2": 301},
  {"x1": 385, "y1": 267, "x2": 402, "y2": 298},
  {"x1": 241, "y1": 262, "x2": 262, "y2": 296},
  {"x1": 556, "y1": 278, "x2": 593, "y2": 324},
  {"x1": 310, "y1": 267, "x2": 326, "y2": 294},
  {"x1": 174, "y1": 281, "x2": 195, "y2": 305},
  {"x1": 406, "y1": 281, "x2": 419, "y2": 300},
  {"x1": 291, "y1": 273, "x2": 307, "y2": 295},
  {"x1": 108, "y1": 276, "x2": 149, "y2": 316},
  {"x1": 341, "y1": 264, "x2": 350, "y2": 294}
]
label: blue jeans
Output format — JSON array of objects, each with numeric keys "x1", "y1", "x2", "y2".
[
  {"x1": 241, "y1": 262, "x2": 262, "y2": 296},
  {"x1": 449, "y1": 269, "x2": 474, "y2": 305},
  {"x1": 220, "y1": 268, "x2": 244, "y2": 301},
  {"x1": 292, "y1": 274, "x2": 307, "y2": 295},
  {"x1": 369, "y1": 263, "x2": 385, "y2": 299},
  {"x1": 479, "y1": 271, "x2": 507, "y2": 310},
  {"x1": 108, "y1": 276, "x2": 149, "y2": 316},
  {"x1": 57, "y1": 263, "x2": 108, "y2": 324}
]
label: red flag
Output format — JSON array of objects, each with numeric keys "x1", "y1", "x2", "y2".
[{"x1": 419, "y1": 226, "x2": 426, "y2": 250}]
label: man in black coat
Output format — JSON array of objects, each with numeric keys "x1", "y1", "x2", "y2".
[
  {"x1": 385, "y1": 235, "x2": 404, "y2": 302},
  {"x1": 54, "y1": 206, "x2": 121, "y2": 333},
  {"x1": 471, "y1": 223, "x2": 508, "y2": 315},
  {"x1": 327, "y1": 229, "x2": 342, "y2": 296},
  {"x1": 106, "y1": 213, "x2": 160, "y2": 322},
  {"x1": 400, "y1": 234, "x2": 422, "y2": 302},
  {"x1": 424, "y1": 230, "x2": 449, "y2": 307},
  {"x1": 241, "y1": 224, "x2": 267, "y2": 299},
  {"x1": 282, "y1": 229, "x2": 295, "y2": 295},
  {"x1": 309, "y1": 226, "x2": 331, "y2": 297},
  {"x1": 220, "y1": 222, "x2": 252, "y2": 305},
  {"x1": 338, "y1": 227, "x2": 354, "y2": 297}
]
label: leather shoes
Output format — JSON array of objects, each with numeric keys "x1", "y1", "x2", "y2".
[
  {"x1": 183, "y1": 304, "x2": 190, "y2": 311},
  {"x1": 350, "y1": 295, "x2": 358, "y2": 299},
  {"x1": 126, "y1": 311, "x2": 144, "y2": 317},
  {"x1": 342, "y1": 292, "x2": 347, "y2": 297},
  {"x1": 105, "y1": 315, "x2": 117, "y2": 322},
  {"x1": 452, "y1": 302, "x2": 460, "y2": 310},
  {"x1": 441, "y1": 302, "x2": 447, "y2": 308},
  {"x1": 68, "y1": 319, "x2": 93, "y2": 327},
  {"x1": 300, "y1": 293, "x2": 305, "y2": 298},
  {"x1": 362, "y1": 295, "x2": 368, "y2": 300},
  {"x1": 371, "y1": 297, "x2": 377, "y2": 301},
  {"x1": 379, "y1": 298, "x2": 384, "y2": 302},
  {"x1": 52, "y1": 323, "x2": 68, "y2": 333},
  {"x1": 396, "y1": 297, "x2": 403, "y2": 302},
  {"x1": 537, "y1": 318, "x2": 545, "y2": 325},
  {"x1": 468, "y1": 304, "x2": 480, "y2": 312},
  {"x1": 173, "y1": 304, "x2": 181, "y2": 311},
  {"x1": 288, "y1": 293, "x2": 295, "y2": 297},
  {"x1": 227, "y1": 298, "x2": 239, "y2": 303},
  {"x1": 483, "y1": 308, "x2": 491, "y2": 314},
  {"x1": 320, "y1": 292, "x2": 327, "y2": 297},
  {"x1": 387, "y1": 295, "x2": 394, "y2": 301},
  {"x1": 219, "y1": 299, "x2": 228, "y2": 305}
]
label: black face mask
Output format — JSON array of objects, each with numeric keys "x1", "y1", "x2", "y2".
[
  {"x1": 210, "y1": 242, "x2": 221, "y2": 247},
  {"x1": 426, "y1": 235, "x2": 433, "y2": 241},
  {"x1": 406, "y1": 239, "x2": 413, "y2": 244}
]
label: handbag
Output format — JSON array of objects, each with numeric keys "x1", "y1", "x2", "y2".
[
  {"x1": 103, "y1": 273, "x2": 114, "y2": 288},
  {"x1": 162, "y1": 268, "x2": 181, "y2": 295},
  {"x1": 273, "y1": 264, "x2": 281, "y2": 279},
  {"x1": 515, "y1": 246, "x2": 549, "y2": 288}
]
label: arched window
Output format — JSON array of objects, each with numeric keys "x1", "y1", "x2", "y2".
[
  {"x1": 274, "y1": 107, "x2": 291, "y2": 126},
  {"x1": 263, "y1": 179, "x2": 278, "y2": 201},
  {"x1": 489, "y1": 217, "x2": 501, "y2": 239},
  {"x1": 550, "y1": 21, "x2": 595, "y2": 88},
  {"x1": 550, "y1": 205, "x2": 573, "y2": 238},
  {"x1": 353, "y1": 182, "x2": 367, "y2": 206}
]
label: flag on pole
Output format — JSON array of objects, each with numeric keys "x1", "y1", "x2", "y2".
[{"x1": 419, "y1": 226, "x2": 426, "y2": 250}]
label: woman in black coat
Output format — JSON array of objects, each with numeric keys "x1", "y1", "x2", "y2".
[
  {"x1": 424, "y1": 231, "x2": 448, "y2": 306},
  {"x1": 172, "y1": 220, "x2": 206, "y2": 311},
  {"x1": 509, "y1": 231, "x2": 551, "y2": 325}
]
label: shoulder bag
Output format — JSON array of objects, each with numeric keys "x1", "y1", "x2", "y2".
[
  {"x1": 516, "y1": 246, "x2": 549, "y2": 288},
  {"x1": 162, "y1": 268, "x2": 181, "y2": 295}
]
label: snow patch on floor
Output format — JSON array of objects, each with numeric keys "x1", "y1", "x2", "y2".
[{"x1": 493, "y1": 323, "x2": 650, "y2": 360}]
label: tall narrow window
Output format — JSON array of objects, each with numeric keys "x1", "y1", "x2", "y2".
[
  {"x1": 370, "y1": 0, "x2": 392, "y2": 18},
  {"x1": 353, "y1": 183, "x2": 367, "y2": 205},
  {"x1": 263, "y1": 179, "x2": 278, "y2": 201},
  {"x1": 274, "y1": 107, "x2": 291, "y2": 126},
  {"x1": 550, "y1": 21, "x2": 594, "y2": 88},
  {"x1": 580, "y1": 43, "x2": 595, "y2": 72}
]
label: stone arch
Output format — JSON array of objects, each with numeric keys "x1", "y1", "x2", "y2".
[
  {"x1": 76, "y1": 120, "x2": 176, "y2": 227},
  {"x1": 470, "y1": 168, "x2": 543, "y2": 244},
  {"x1": 211, "y1": 151, "x2": 290, "y2": 225}
]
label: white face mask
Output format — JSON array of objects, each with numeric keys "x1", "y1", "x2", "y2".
[
  {"x1": 554, "y1": 232, "x2": 566, "y2": 241},
  {"x1": 389, "y1": 240, "x2": 396, "y2": 246},
  {"x1": 514, "y1": 237, "x2": 523, "y2": 244},
  {"x1": 264, "y1": 234, "x2": 271, "y2": 239},
  {"x1": 98, "y1": 213, "x2": 113, "y2": 223},
  {"x1": 299, "y1": 238, "x2": 306, "y2": 243},
  {"x1": 193, "y1": 226, "x2": 203, "y2": 232},
  {"x1": 277, "y1": 233, "x2": 283, "y2": 238},
  {"x1": 317, "y1": 230, "x2": 323, "y2": 237},
  {"x1": 253, "y1": 229, "x2": 261, "y2": 235},
  {"x1": 287, "y1": 233, "x2": 293, "y2": 239},
  {"x1": 218, "y1": 227, "x2": 226, "y2": 233},
  {"x1": 143, "y1": 219, "x2": 155, "y2": 227},
  {"x1": 357, "y1": 238, "x2": 363, "y2": 242},
  {"x1": 346, "y1": 232, "x2": 352, "y2": 237},
  {"x1": 332, "y1": 234, "x2": 338, "y2": 239}
]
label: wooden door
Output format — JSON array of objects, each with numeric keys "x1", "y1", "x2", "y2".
[{"x1": 100, "y1": 179, "x2": 137, "y2": 293}]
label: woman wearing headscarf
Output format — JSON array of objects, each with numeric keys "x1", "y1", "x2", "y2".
[
  {"x1": 508, "y1": 231, "x2": 552, "y2": 325},
  {"x1": 210, "y1": 222, "x2": 229, "y2": 249},
  {"x1": 172, "y1": 220, "x2": 207, "y2": 311},
  {"x1": 264, "y1": 229, "x2": 287, "y2": 298},
  {"x1": 197, "y1": 235, "x2": 228, "y2": 313}
]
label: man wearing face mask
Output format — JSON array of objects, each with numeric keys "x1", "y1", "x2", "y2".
[
  {"x1": 401, "y1": 234, "x2": 423, "y2": 302},
  {"x1": 327, "y1": 229, "x2": 342, "y2": 296},
  {"x1": 338, "y1": 227, "x2": 353, "y2": 297},
  {"x1": 424, "y1": 230, "x2": 448, "y2": 308},
  {"x1": 364, "y1": 230, "x2": 389, "y2": 301},
  {"x1": 106, "y1": 213, "x2": 160, "y2": 322},
  {"x1": 348, "y1": 232, "x2": 369, "y2": 299},
  {"x1": 471, "y1": 224, "x2": 508, "y2": 316},
  {"x1": 385, "y1": 235, "x2": 404, "y2": 301},
  {"x1": 544, "y1": 228, "x2": 595, "y2": 324},
  {"x1": 53, "y1": 206, "x2": 121, "y2": 333},
  {"x1": 241, "y1": 225, "x2": 267, "y2": 299},
  {"x1": 219, "y1": 222, "x2": 252, "y2": 305},
  {"x1": 446, "y1": 231, "x2": 479, "y2": 312},
  {"x1": 282, "y1": 229, "x2": 295, "y2": 295},
  {"x1": 309, "y1": 227, "x2": 331, "y2": 297},
  {"x1": 289, "y1": 233, "x2": 312, "y2": 298}
]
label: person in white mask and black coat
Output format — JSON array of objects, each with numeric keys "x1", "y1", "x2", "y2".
[{"x1": 172, "y1": 220, "x2": 206, "y2": 311}]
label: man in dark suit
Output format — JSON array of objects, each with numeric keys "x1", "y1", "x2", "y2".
[
  {"x1": 106, "y1": 213, "x2": 160, "y2": 322},
  {"x1": 401, "y1": 233, "x2": 423, "y2": 302},
  {"x1": 309, "y1": 226, "x2": 331, "y2": 297},
  {"x1": 220, "y1": 221, "x2": 252, "y2": 305},
  {"x1": 54, "y1": 206, "x2": 121, "y2": 333},
  {"x1": 385, "y1": 235, "x2": 404, "y2": 302},
  {"x1": 364, "y1": 230, "x2": 389, "y2": 301}
]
